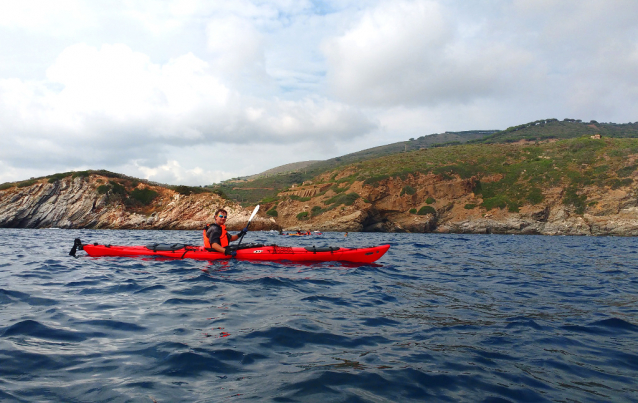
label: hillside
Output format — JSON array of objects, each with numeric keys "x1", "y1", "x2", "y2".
[
  {"x1": 213, "y1": 119, "x2": 638, "y2": 205},
  {"x1": 212, "y1": 130, "x2": 495, "y2": 203},
  {"x1": 243, "y1": 160, "x2": 320, "y2": 180},
  {"x1": 258, "y1": 136, "x2": 638, "y2": 235},
  {"x1": 2, "y1": 136, "x2": 638, "y2": 235},
  {"x1": 472, "y1": 119, "x2": 638, "y2": 144}
]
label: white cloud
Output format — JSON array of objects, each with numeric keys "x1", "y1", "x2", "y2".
[
  {"x1": 206, "y1": 15, "x2": 268, "y2": 83},
  {"x1": 322, "y1": 0, "x2": 536, "y2": 107},
  {"x1": 0, "y1": 0, "x2": 95, "y2": 34},
  {"x1": 134, "y1": 159, "x2": 231, "y2": 186},
  {"x1": 1, "y1": 0, "x2": 637, "y2": 185},
  {"x1": 0, "y1": 41, "x2": 375, "y2": 180}
]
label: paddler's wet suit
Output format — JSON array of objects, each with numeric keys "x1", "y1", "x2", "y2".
[{"x1": 204, "y1": 209, "x2": 247, "y2": 256}]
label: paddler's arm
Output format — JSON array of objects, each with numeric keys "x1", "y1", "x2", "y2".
[
  {"x1": 209, "y1": 242, "x2": 226, "y2": 254},
  {"x1": 210, "y1": 234, "x2": 241, "y2": 254}
]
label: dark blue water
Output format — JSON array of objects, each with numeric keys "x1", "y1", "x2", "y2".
[{"x1": 1, "y1": 229, "x2": 637, "y2": 402}]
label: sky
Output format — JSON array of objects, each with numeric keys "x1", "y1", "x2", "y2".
[{"x1": 1, "y1": 0, "x2": 637, "y2": 186}]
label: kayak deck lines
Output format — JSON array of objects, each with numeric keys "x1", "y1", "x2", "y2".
[{"x1": 70, "y1": 238, "x2": 390, "y2": 264}]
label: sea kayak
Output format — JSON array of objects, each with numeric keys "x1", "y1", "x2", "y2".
[{"x1": 71, "y1": 239, "x2": 390, "y2": 264}]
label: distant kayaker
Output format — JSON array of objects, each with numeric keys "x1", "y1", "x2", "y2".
[{"x1": 204, "y1": 209, "x2": 247, "y2": 255}]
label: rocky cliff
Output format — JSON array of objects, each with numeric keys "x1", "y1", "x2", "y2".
[
  {"x1": 263, "y1": 172, "x2": 638, "y2": 236},
  {"x1": 2, "y1": 171, "x2": 638, "y2": 236},
  {"x1": 3, "y1": 136, "x2": 638, "y2": 236},
  {"x1": 0, "y1": 175, "x2": 275, "y2": 231}
]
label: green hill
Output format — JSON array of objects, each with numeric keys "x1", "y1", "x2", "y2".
[
  {"x1": 216, "y1": 118, "x2": 638, "y2": 205},
  {"x1": 212, "y1": 130, "x2": 495, "y2": 203},
  {"x1": 472, "y1": 119, "x2": 638, "y2": 144}
]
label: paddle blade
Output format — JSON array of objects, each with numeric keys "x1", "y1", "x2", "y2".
[{"x1": 248, "y1": 204, "x2": 260, "y2": 223}]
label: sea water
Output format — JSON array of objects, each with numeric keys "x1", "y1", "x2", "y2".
[{"x1": 0, "y1": 228, "x2": 637, "y2": 402}]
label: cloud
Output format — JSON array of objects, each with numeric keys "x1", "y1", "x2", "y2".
[
  {"x1": 322, "y1": 0, "x2": 638, "y2": 119},
  {"x1": 134, "y1": 159, "x2": 231, "y2": 186},
  {"x1": 0, "y1": 42, "x2": 375, "y2": 177},
  {"x1": 0, "y1": 0, "x2": 95, "y2": 34},
  {"x1": 322, "y1": 0, "x2": 538, "y2": 107},
  {"x1": 1, "y1": 0, "x2": 637, "y2": 186}
]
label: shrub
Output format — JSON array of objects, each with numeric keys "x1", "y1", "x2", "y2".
[
  {"x1": 324, "y1": 192, "x2": 360, "y2": 207},
  {"x1": 609, "y1": 178, "x2": 633, "y2": 189},
  {"x1": 296, "y1": 211, "x2": 309, "y2": 220},
  {"x1": 72, "y1": 171, "x2": 90, "y2": 178},
  {"x1": 211, "y1": 188, "x2": 227, "y2": 199},
  {"x1": 464, "y1": 204, "x2": 476, "y2": 209},
  {"x1": 409, "y1": 208, "x2": 417, "y2": 214},
  {"x1": 562, "y1": 186, "x2": 587, "y2": 214},
  {"x1": 331, "y1": 184, "x2": 348, "y2": 194},
  {"x1": 266, "y1": 208, "x2": 278, "y2": 217},
  {"x1": 289, "y1": 195, "x2": 311, "y2": 202},
  {"x1": 526, "y1": 187, "x2": 544, "y2": 204},
  {"x1": 109, "y1": 181, "x2": 127, "y2": 195},
  {"x1": 363, "y1": 174, "x2": 390, "y2": 187},
  {"x1": 508, "y1": 201, "x2": 520, "y2": 213},
  {"x1": 17, "y1": 180, "x2": 37, "y2": 188},
  {"x1": 400, "y1": 185, "x2": 416, "y2": 196},
  {"x1": 432, "y1": 164, "x2": 476, "y2": 179},
  {"x1": 97, "y1": 184, "x2": 111, "y2": 194},
  {"x1": 311, "y1": 206, "x2": 324, "y2": 216},
  {"x1": 425, "y1": 197, "x2": 435, "y2": 204},
  {"x1": 261, "y1": 196, "x2": 279, "y2": 204},
  {"x1": 130, "y1": 188, "x2": 158, "y2": 205},
  {"x1": 417, "y1": 206, "x2": 436, "y2": 215},
  {"x1": 472, "y1": 181, "x2": 482, "y2": 195},
  {"x1": 0, "y1": 183, "x2": 15, "y2": 191},
  {"x1": 481, "y1": 195, "x2": 509, "y2": 210},
  {"x1": 47, "y1": 172, "x2": 73, "y2": 183},
  {"x1": 173, "y1": 185, "x2": 208, "y2": 195}
]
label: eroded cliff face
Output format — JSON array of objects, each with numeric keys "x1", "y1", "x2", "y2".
[
  {"x1": 3, "y1": 171, "x2": 638, "y2": 235},
  {"x1": 264, "y1": 172, "x2": 638, "y2": 236},
  {"x1": 0, "y1": 175, "x2": 275, "y2": 231}
]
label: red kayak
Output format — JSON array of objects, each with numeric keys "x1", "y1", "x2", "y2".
[{"x1": 71, "y1": 239, "x2": 390, "y2": 264}]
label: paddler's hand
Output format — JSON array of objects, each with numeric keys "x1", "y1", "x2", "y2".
[{"x1": 238, "y1": 227, "x2": 248, "y2": 237}]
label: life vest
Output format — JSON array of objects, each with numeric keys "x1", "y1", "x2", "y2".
[{"x1": 203, "y1": 224, "x2": 229, "y2": 248}]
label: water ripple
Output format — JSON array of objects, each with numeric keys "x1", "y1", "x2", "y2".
[{"x1": 0, "y1": 229, "x2": 636, "y2": 402}]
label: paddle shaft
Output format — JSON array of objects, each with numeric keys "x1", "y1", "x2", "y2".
[{"x1": 237, "y1": 205, "x2": 259, "y2": 247}]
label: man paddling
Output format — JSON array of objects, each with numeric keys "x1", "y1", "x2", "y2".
[{"x1": 204, "y1": 209, "x2": 248, "y2": 256}]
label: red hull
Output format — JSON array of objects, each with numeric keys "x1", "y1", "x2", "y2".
[{"x1": 82, "y1": 244, "x2": 390, "y2": 264}]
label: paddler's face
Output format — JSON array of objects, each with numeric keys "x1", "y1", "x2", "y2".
[{"x1": 215, "y1": 213, "x2": 227, "y2": 225}]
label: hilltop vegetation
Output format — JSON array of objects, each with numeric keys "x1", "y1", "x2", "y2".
[
  {"x1": 0, "y1": 169, "x2": 224, "y2": 199},
  {"x1": 472, "y1": 119, "x2": 638, "y2": 144},
  {"x1": 211, "y1": 130, "x2": 494, "y2": 203},
  {"x1": 211, "y1": 118, "x2": 638, "y2": 204}
]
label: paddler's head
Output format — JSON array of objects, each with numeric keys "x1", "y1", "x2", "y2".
[{"x1": 214, "y1": 209, "x2": 228, "y2": 226}]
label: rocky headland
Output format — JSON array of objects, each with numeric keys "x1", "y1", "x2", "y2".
[
  {"x1": 2, "y1": 136, "x2": 638, "y2": 236},
  {"x1": 0, "y1": 174, "x2": 275, "y2": 231},
  {"x1": 2, "y1": 168, "x2": 637, "y2": 236},
  {"x1": 264, "y1": 171, "x2": 638, "y2": 236}
]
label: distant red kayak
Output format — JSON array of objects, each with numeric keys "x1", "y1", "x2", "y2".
[{"x1": 72, "y1": 239, "x2": 390, "y2": 264}]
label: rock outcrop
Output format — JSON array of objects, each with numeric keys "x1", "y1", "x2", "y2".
[
  {"x1": 263, "y1": 172, "x2": 638, "y2": 236},
  {"x1": 2, "y1": 170, "x2": 638, "y2": 236},
  {"x1": 0, "y1": 175, "x2": 274, "y2": 231}
]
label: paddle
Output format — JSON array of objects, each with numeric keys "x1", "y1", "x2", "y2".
[{"x1": 237, "y1": 204, "x2": 259, "y2": 247}]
